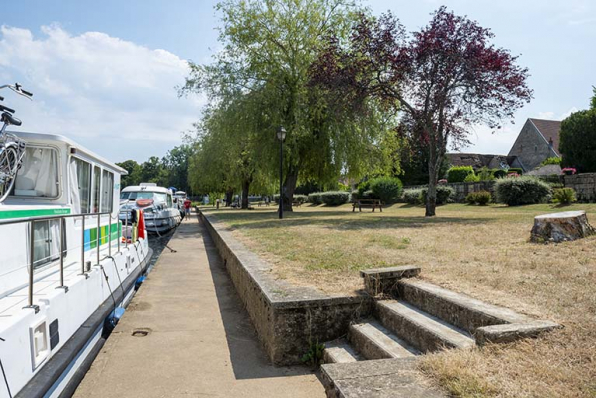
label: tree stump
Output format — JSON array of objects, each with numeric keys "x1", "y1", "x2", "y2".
[{"x1": 530, "y1": 211, "x2": 595, "y2": 243}]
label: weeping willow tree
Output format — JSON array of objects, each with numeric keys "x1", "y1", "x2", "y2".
[{"x1": 181, "y1": 0, "x2": 399, "y2": 211}]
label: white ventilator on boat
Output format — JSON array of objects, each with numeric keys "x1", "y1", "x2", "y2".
[{"x1": 0, "y1": 91, "x2": 152, "y2": 396}]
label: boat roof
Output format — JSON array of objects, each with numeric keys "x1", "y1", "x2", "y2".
[
  {"x1": 122, "y1": 185, "x2": 172, "y2": 194},
  {"x1": 9, "y1": 130, "x2": 127, "y2": 175},
  {"x1": 174, "y1": 191, "x2": 186, "y2": 196}
]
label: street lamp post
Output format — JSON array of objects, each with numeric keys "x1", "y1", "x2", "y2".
[{"x1": 277, "y1": 126, "x2": 286, "y2": 219}]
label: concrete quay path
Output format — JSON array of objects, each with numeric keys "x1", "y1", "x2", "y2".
[{"x1": 74, "y1": 213, "x2": 324, "y2": 398}]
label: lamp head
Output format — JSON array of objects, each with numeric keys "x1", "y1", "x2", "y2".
[{"x1": 276, "y1": 126, "x2": 286, "y2": 141}]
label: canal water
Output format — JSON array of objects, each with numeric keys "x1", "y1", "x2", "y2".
[{"x1": 145, "y1": 228, "x2": 177, "y2": 273}]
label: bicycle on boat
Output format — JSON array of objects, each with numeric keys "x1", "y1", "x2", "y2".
[{"x1": 0, "y1": 83, "x2": 33, "y2": 201}]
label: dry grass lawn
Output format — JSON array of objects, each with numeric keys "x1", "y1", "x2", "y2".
[{"x1": 203, "y1": 203, "x2": 596, "y2": 397}]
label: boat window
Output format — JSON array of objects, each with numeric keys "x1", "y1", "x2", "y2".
[
  {"x1": 71, "y1": 158, "x2": 92, "y2": 213},
  {"x1": 101, "y1": 170, "x2": 114, "y2": 212},
  {"x1": 92, "y1": 166, "x2": 101, "y2": 213},
  {"x1": 13, "y1": 147, "x2": 59, "y2": 198},
  {"x1": 120, "y1": 191, "x2": 167, "y2": 203},
  {"x1": 32, "y1": 219, "x2": 65, "y2": 270}
]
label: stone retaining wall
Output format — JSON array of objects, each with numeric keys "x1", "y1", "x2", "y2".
[
  {"x1": 199, "y1": 210, "x2": 372, "y2": 365},
  {"x1": 563, "y1": 173, "x2": 596, "y2": 202}
]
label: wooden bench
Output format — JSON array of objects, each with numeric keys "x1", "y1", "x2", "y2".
[{"x1": 352, "y1": 199, "x2": 383, "y2": 212}]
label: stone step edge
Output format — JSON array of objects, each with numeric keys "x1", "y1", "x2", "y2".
[
  {"x1": 349, "y1": 321, "x2": 419, "y2": 360},
  {"x1": 360, "y1": 266, "x2": 421, "y2": 296},
  {"x1": 397, "y1": 279, "x2": 561, "y2": 344},
  {"x1": 323, "y1": 339, "x2": 361, "y2": 364},
  {"x1": 320, "y1": 357, "x2": 445, "y2": 398},
  {"x1": 475, "y1": 320, "x2": 562, "y2": 345},
  {"x1": 376, "y1": 300, "x2": 475, "y2": 352}
]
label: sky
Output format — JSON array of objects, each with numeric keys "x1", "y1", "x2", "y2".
[{"x1": 0, "y1": 0, "x2": 594, "y2": 163}]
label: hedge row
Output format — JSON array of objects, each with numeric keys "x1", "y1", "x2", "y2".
[{"x1": 403, "y1": 186, "x2": 454, "y2": 205}]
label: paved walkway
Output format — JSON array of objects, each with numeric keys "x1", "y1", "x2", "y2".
[{"x1": 75, "y1": 214, "x2": 324, "y2": 398}]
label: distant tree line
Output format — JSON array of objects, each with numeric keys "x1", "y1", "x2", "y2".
[{"x1": 116, "y1": 144, "x2": 193, "y2": 194}]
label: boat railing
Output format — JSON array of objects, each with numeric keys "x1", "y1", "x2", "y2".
[{"x1": 0, "y1": 209, "x2": 132, "y2": 313}]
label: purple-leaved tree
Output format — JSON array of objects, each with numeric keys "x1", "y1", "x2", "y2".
[{"x1": 311, "y1": 7, "x2": 533, "y2": 216}]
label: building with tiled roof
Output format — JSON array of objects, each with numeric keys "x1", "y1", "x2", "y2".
[{"x1": 508, "y1": 118, "x2": 561, "y2": 171}]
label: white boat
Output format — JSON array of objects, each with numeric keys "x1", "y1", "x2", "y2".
[
  {"x1": 173, "y1": 190, "x2": 187, "y2": 213},
  {"x1": 0, "y1": 131, "x2": 152, "y2": 398},
  {"x1": 119, "y1": 184, "x2": 181, "y2": 233}
]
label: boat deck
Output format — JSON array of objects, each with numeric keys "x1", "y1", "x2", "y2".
[{"x1": 74, "y1": 214, "x2": 324, "y2": 398}]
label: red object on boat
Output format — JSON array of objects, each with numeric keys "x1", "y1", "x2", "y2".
[
  {"x1": 136, "y1": 198, "x2": 154, "y2": 207},
  {"x1": 137, "y1": 209, "x2": 146, "y2": 239}
]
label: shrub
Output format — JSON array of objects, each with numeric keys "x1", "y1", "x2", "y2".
[
  {"x1": 494, "y1": 177, "x2": 552, "y2": 206},
  {"x1": 338, "y1": 182, "x2": 351, "y2": 192},
  {"x1": 477, "y1": 167, "x2": 495, "y2": 181},
  {"x1": 369, "y1": 176, "x2": 403, "y2": 204},
  {"x1": 294, "y1": 194, "x2": 308, "y2": 204},
  {"x1": 507, "y1": 167, "x2": 523, "y2": 175},
  {"x1": 447, "y1": 166, "x2": 475, "y2": 183},
  {"x1": 403, "y1": 189, "x2": 423, "y2": 205},
  {"x1": 420, "y1": 185, "x2": 455, "y2": 205},
  {"x1": 350, "y1": 189, "x2": 359, "y2": 201},
  {"x1": 541, "y1": 157, "x2": 562, "y2": 166},
  {"x1": 561, "y1": 167, "x2": 577, "y2": 175},
  {"x1": 466, "y1": 191, "x2": 492, "y2": 205},
  {"x1": 553, "y1": 188, "x2": 576, "y2": 204},
  {"x1": 308, "y1": 192, "x2": 323, "y2": 205},
  {"x1": 321, "y1": 191, "x2": 350, "y2": 206},
  {"x1": 464, "y1": 173, "x2": 480, "y2": 182},
  {"x1": 357, "y1": 180, "x2": 371, "y2": 196},
  {"x1": 492, "y1": 169, "x2": 507, "y2": 179}
]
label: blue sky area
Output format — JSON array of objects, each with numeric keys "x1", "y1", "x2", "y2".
[{"x1": 1, "y1": 0, "x2": 594, "y2": 162}]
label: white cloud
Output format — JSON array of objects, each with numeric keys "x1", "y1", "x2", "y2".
[{"x1": 0, "y1": 25, "x2": 204, "y2": 162}]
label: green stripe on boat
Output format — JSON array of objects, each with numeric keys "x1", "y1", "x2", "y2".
[{"x1": 0, "y1": 208, "x2": 71, "y2": 220}]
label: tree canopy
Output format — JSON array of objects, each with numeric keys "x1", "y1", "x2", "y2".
[
  {"x1": 560, "y1": 89, "x2": 596, "y2": 173},
  {"x1": 311, "y1": 7, "x2": 532, "y2": 215},
  {"x1": 180, "y1": 0, "x2": 397, "y2": 210}
]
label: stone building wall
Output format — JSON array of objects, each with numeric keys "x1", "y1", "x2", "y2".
[{"x1": 508, "y1": 120, "x2": 558, "y2": 171}]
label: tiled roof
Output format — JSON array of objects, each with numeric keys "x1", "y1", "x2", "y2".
[
  {"x1": 446, "y1": 153, "x2": 514, "y2": 169},
  {"x1": 529, "y1": 118, "x2": 561, "y2": 156}
]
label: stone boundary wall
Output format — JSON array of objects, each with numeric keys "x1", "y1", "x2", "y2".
[
  {"x1": 404, "y1": 181, "x2": 495, "y2": 203},
  {"x1": 198, "y1": 210, "x2": 372, "y2": 365},
  {"x1": 405, "y1": 173, "x2": 596, "y2": 203},
  {"x1": 563, "y1": 173, "x2": 596, "y2": 202}
]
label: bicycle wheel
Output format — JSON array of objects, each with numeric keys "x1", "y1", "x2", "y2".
[{"x1": 0, "y1": 145, "x2": 19, "y2": 201}]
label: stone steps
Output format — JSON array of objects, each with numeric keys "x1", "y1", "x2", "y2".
[
  {"x1": 376, "y1": 300, "x2": 475, "y2": 353},
  {"x1": 321, "y1": 358, "x2": 445, "y2": 398},
  {"x1": 323, "y1": 338, "x2": 363, "y2": 364},
  {"x1": 397, "y1": 278, "x2": 530, "y2": 332},
  {"x1": 348, "y1": 320, "x2": 419, "y2": 360}
]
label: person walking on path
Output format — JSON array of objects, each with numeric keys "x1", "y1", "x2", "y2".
[{"x1": 183, "y1": 198, "x2": 192, "y2": 219}]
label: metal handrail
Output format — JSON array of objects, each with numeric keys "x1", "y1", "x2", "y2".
[{"x1": 0, "y1": 210, "x2": 128, "y2": 313}]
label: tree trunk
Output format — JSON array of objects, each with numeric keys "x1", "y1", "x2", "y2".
[
  {"x1": 530, "y1": 211, "x2": 595, "y2": 243},
  {"x1": 225, "y1": 189, "x2": 233, "y2": 207},
  {"x1": 282, "y1": 167, "x2": 299, "y2": 212},
  {"x1": 241, "y1": 179, "x2": 250, "y2": 209},
  {"x1": 426, "y1": 146, "x2": 438, "y2": 217},
  {"x1": 425, "y1": 170, "x2": 437, "y2": 217}
]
